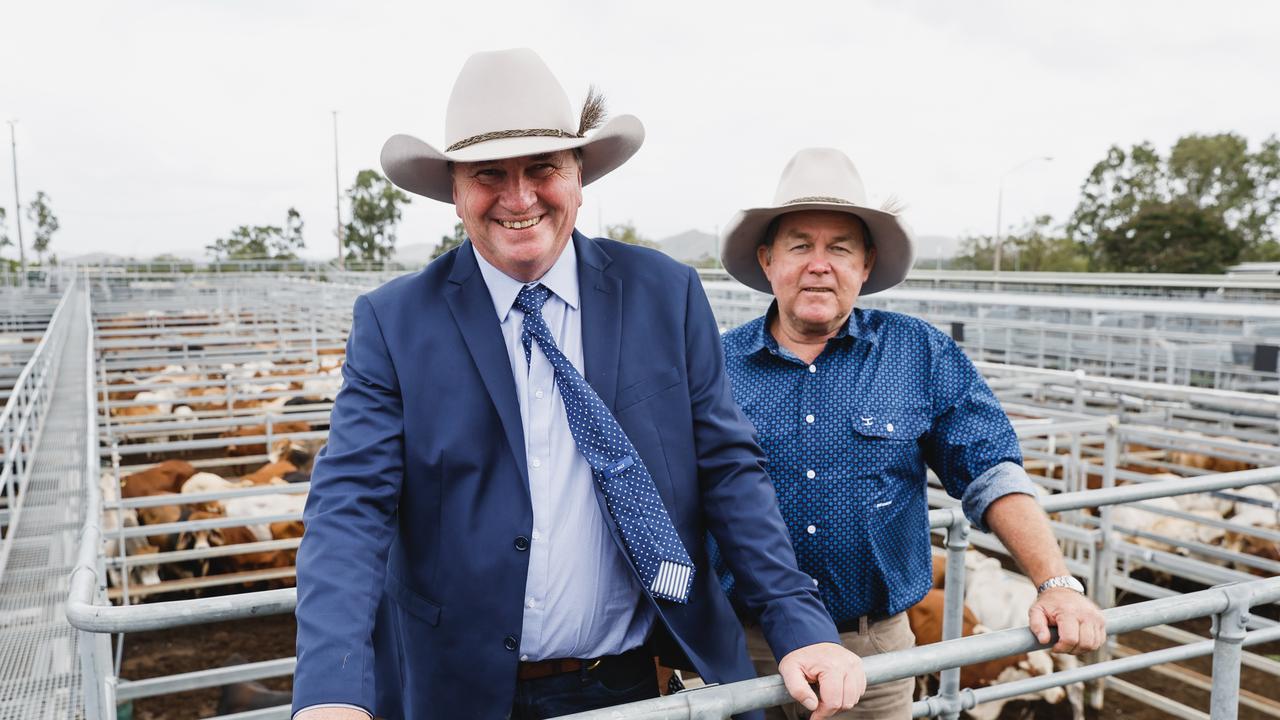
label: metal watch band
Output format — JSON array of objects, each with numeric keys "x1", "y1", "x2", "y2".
[{"x1": 1037, "y1": 575, "x2": 1085, "y2": 594}]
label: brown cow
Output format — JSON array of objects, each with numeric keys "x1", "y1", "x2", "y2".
[
  {"x1": 120, "y1": 460, "x2": 198, "y2": 498},
  {"x1": 241, "y1": 460, "x2": 298, "y2": 485},
  {"x1": 209, "y1": 524, "x2": 296, "y2": 587},
  {"x1": 221, "y1": 421, "x2": 312, "y2": 457},
  {"x1": 907, "y1": 589, "x2": 1032, "y2": 690}
]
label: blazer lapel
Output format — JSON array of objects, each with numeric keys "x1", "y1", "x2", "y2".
[
  {"x1": 444, "y1": 242, "x2": 528, "y2": 483},
  {"x1": 576, "y1": 232, "x2": 622, "y2": 410}
]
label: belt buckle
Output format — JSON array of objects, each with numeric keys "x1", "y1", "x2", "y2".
[{"x1": 585, "y1": 659, "x2": 602, "y2": 671}]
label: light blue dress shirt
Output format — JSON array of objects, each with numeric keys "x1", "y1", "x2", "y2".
[{"x1": 470, "y1": 238, "x2": 655, "y2": 661}]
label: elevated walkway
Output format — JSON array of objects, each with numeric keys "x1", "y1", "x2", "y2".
[{"x1": 0, "y1": 286, "x2": 88, "y2": 719}]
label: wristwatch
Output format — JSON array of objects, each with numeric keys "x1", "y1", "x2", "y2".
[{"x1": 1037, "y1": 575, "x2": 1085, "y2": 594}]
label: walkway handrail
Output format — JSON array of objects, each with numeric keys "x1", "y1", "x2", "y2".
[
  {"x1": 557, "y1": 578, "x2": 1280, "y2": 719},
  {"x1": 64, "y1": 464, "x2": 1280, "y2": 632},
  {"x1": 0, "y1": 279, "x2": 76, "y2": 581}
]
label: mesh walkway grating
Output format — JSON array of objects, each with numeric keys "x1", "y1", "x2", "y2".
[{"x1": 0, "y1": 291, "x2": 88, "y2": 720}]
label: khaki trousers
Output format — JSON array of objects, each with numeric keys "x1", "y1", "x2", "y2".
[{"x1": 745, "y1": 613, "x2": 915, "y2": 720}]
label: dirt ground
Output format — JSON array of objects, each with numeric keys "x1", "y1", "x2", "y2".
[
  {"x1": 120, "y1": 614, "x2": 295, "y2": 720},
  {"x1": 117, "y1": 605, "x2": 1279, "y2": 719}
]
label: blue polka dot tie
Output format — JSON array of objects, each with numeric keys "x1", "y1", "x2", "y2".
[{"x1": 516, "y1": 283, "x2": 694, "y2": 604}]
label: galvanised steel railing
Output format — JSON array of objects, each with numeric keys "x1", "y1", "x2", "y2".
[
  {"x1": 65, "y1": 459, "x2": 1280, "y2": 719},
  {"x1": 0, "y1": 282, "x2": 76, "y2": 581}
]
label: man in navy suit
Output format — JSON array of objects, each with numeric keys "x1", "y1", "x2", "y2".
[{"x1": 292, "y1": 49, "x2": 864, "y2": 720}]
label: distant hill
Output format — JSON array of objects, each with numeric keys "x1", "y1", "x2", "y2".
[
  {"x1": 659, "y1": 229, "x2": 718, "y2": 263},
  {"x1": 63, "y1": 252, "x2": 139, "y2": 264},
  {"x1": 393, "y1": 242, "x2": 438, "y2": 266}
]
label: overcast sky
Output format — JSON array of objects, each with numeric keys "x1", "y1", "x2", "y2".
[{"x1": 2, "y1": 0, "x2": 1277, "y2": 261}]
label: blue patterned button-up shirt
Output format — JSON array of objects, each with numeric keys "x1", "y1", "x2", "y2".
[{"x1": 715, "y1": 305, "x2": 1039, "y2": 624}]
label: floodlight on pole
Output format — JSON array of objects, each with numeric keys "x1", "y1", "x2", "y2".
[
  {"x1": 8, "y1": 120, "x2": 26, "y2": 285},
  {"x1": 993, "y1": 155, "x2": 1053, "y2": 277},
  {"x1": 333, "y1": 111, "x2": 344, "y2": 270}
]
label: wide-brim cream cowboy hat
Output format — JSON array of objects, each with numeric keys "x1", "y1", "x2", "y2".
[
  {"x1": 381, "y1": 48, "x2": 644, "y2": 203},
  {"x1": 720, "y1": 147, "x2": 915, "y2": 296}
]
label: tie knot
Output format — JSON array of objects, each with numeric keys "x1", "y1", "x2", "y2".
[{"x1": 515, "y1": 283, "x2": 551, "y2": 317}]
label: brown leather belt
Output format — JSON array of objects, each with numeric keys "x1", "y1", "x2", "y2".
[{"x1": 516, "y1": 657, "x2": 603, "y2": 681}]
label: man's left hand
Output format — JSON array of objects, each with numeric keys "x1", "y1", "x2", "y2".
[
  {"x1": 1028, "y1": 588, "x2": 1107, "y2": 654},
  {"x1": 777, "y1": 642, "x2": 865, "y2": 720}
]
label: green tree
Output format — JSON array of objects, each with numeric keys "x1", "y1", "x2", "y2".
[
  {"x1": 953, "y1": 216, "x2": 1089, "y2": 272},
  {"x1": 1095, "y1": 199, "x2": 1243, "y2": 274},
  {"x1": 1068, "y1": 133, "x2": 1280, "y2": 270},
  {"x1": 206, "y1": 208, "x2": 306, "y2": 261},
  {"x1": 433, "y1": 222, "x2": 465, "y2": 259},
  {"x1": 26, "y1": 191, "x2": 59, "y2": 265},
  {"x1": 343, "y1": 170, "x2": 411, "y2": 262},
  {"x1": 207, "y1": 225, "x2": 276, "y2": 260},
  {"x1": 273, "y1": 207, "x2": 306, "y2": 260},
  {"x1": 0, "y1": 207, "x2": 10, "y2": 258},
  {"x1": 604, "y1": 221, "x2": 659, "y2": 249}
]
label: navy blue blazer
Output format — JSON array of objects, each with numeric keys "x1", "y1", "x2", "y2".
[{"x1": 293, "y1": 233, "x2": 838, "y2": 719}]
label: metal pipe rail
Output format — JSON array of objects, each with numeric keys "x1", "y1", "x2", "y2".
[
  {"x1": 559, "y1": 579, "x2": 1280, "y2": 720},
  {"x1": 65, "y1": 466, "x2": 1280, "y2": 633},
  {"x1": 63, "y1": 464, "x2": 1280, "y2": 716},
  {"x1": 0, "y1": 282, "x2": 75, "y2": 580}
]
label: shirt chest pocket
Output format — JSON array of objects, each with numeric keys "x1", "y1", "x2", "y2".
[
  {"x1": 848, "y1": 406, "x2": 932, "y2": 487},
  {"x1": 850, "y1": 407, "x2": 931, "y2": 442}
]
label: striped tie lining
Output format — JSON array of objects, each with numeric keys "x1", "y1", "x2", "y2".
[{"x1": 651, "y1": 560, "x2": 694, "y2": 601}]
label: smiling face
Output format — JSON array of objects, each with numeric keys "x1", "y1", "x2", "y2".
[
  {"x1": 451, "y1": 150, "x2": 583, "y2": 282},
  {"x1": 757, "y1": 210, "x2": 876, "y2": 342}
]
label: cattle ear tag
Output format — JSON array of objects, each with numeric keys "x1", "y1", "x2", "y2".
[
  {"x1": 861, "y1": 416, "x2": 874, "y2": 427},
  {"x1": 606, "y1": 455, "x2": 635, "y2": 478}
]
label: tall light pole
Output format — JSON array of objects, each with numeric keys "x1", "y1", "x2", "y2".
[
  {"x1": 8, "y1": 121, "x2": 26, "y2": 284},
  {"x1": 332, "y1": 111, "x2": 344, "y2": 270},
  {"x1": 994, "y1": 155, "x2": 1053, "y2": 277}
]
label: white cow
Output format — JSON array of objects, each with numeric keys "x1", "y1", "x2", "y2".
[
  {"x1": 224, "y1": 492, "x2": 308, "y2": 542},
  {"x1": 99, "y1": 472, "x2": 162, "y2": 588},
  {"x1": 961, "y1": 550, "x2": 1084, "y2": 720}
]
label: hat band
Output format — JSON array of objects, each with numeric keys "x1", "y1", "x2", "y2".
[
  {"x1": 447, "y1": 128, "x2": 583, "y2": 152},
  {"x1": 785, "y1": 195, "x2": 853, "y2": 205}
]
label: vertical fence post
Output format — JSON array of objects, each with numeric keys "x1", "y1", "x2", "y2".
[
  {"x1": 938, "y1": 511, "x2": 970, "y2": 720},
  {"x1": 1209, "y1": 590, "x2": 1249, "y2": 719},
  {"x1": 1086, "y1": 416, "x2": 1120, "y2": 711}
]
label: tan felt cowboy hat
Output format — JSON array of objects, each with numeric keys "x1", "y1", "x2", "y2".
[
  {"x1": 381, "y1": 48, "x2": 644, "y2": 203},
  {"x1": 720, "y1": 147, "x2": 915, "y2": 296}
]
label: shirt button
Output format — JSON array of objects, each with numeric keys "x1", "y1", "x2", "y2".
[
  {"x1": 520, "y1": 654, "x2": 529, "y2": 661},
  {"x1": 808, "y1": 364, "x2": 817, "y2": 373},
  {"x1": 805, "y1": 414, "x2": 815, "y2": 424},
  {"x1": 514, "y1": 536, "x2": 530, "y2": 551},
  {"x1": 526, "y1": 597, "x2": 536, "y2": 608},
  {"x1": 531, "y1": 529, "x2": 541, "y2": 541},
  {"x1": 535, "y1": 389, "x2": 545, "y2": 399},
  {"x1": 504, "y1": 636, "x2": 519, "y2": 651},
  {"x1": 806, "y1": 524, "x2": 817, "y2": 535},
  {"x1": 812, "y1": 578, "x2": 819, "y2": 587},
  {"x1": 886, "y1": 422, "x2": 895, "y2": 433},
  {"x1": 806, "y1": 470, "x2": 816, "y2": 479},
  {"x1": 531, "y1": 457, "x2": 542, "y2": 468}
]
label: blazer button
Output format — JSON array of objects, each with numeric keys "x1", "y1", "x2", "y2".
[
  {"x1": 514, "y1": 536, "x2": 530, "y2": 551},
  {"x1": 504, "y1": 635, "x2": 519, "y2": 651}
]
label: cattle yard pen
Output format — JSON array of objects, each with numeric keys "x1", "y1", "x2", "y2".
[{"x1": 0, "y1": 268, "x2": 1273, "y2": 719}]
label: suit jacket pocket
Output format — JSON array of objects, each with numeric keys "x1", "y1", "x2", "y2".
[
  {"x1": 385, "y1": 572, "x2": 442, "y2": 626},
  {"x1": 615, "y1": 366, "x2": 682, "y2": 412}
]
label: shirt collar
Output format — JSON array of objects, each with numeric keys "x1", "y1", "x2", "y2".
[
  {"x1": 747, "y1": 303, "x2": 878, "y2": 359},
  {"x1": 472, "y1": 236, "x2": 581, "y2": 321}
]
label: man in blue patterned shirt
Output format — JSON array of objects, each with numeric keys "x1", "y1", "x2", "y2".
[{"x1": 714, "y1": 148, "x2": 1106, "y2": 719}]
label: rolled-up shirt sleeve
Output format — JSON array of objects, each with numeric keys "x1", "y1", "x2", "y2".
[
  {"x1": 960, "y1": 460, "x2": 1041, "y2": 533},
  {"x1": 293, "y1": 704, "x2": 373, "y2": 719}
]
